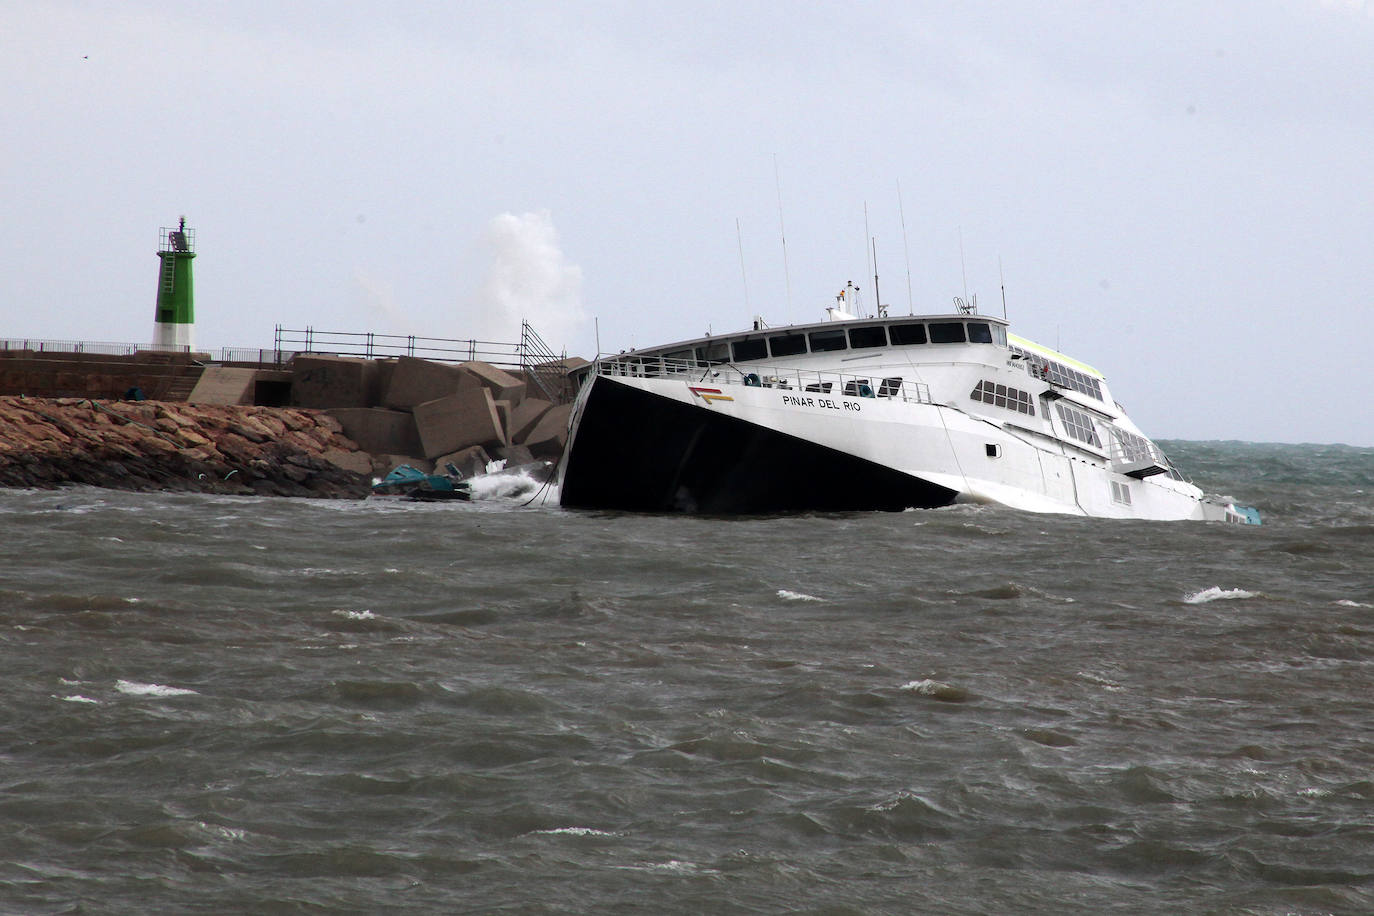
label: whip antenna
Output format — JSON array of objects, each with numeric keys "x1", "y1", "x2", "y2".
[
  {"x1": 736, "y1": 218, "x2": 751, "y2": 313},
  {"x1": 773, "y1": 154, "x2": 793, "y2": 320},
  {"x1": 897, "y1": 179, "x2": 914, "y2": 314}
]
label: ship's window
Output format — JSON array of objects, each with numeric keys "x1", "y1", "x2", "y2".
[
  {"x1": 967, "y1": 322, "x2": 993, "y2": 344},
  {"x1": 1111, "y1": 480, "x2": 1132, "y2": 505},
  {"x1": 663, "y1": 348, "x2": 693, "y2": 363},
  {"x1": 929, "y1": 322, "x2": 966, "y2": 343},
  {"x1": 695, "y1": 341, "x2": 730, "y2": 364},
  {"x1": 877, "y1": 377, "x2": 903, "y2": 397},
  {"x1": 1110, "y1": 426, "x2": 1158, "y2": 465},
  {"x1": 809, "y1": 329, "x2": 848, "y2": 352},
  {"x1": 1055, "y1": 402, "x2": 1102, "y2": 448},
  {"x1": 889, "y1": 323, "x2": 927, "y2": 345},
  {"x1": 986, "y1": 443, "x2": 1001, "y2": 458},
  {"x1": 768, "y1": 333, "x2": 808, "y2": 357},
  {"x1": 731, "y1": 338, "x2": 767, "y2": 362},
  {"x1": 1010, "y1": 345, "x2": 1104, "y2": 401},
  {"x1": 970, "y1": 379, "x2": 1035, "y2": 415},
  {"x1": 991, "y1": 324, "x2": 1008, "y2": 346},
  {"x1": 848, "y1": 325, "x2": 888, "y2": 349}
]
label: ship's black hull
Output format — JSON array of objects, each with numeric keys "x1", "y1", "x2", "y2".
[{"x1": 558, "y1": 376, "x2": 957, "y2": 514}]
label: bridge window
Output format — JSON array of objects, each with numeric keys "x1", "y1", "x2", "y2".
[
  {"x1": 695, "y1": 341, "x2": 730, "y2": 364},
  {"x1": 929, "y1": 322, "x2": 966, "y2": 343},
  {"x1": 848, "y1": 325, "x2": 888, "y2": 349},
  {"x1": 808, "y1": 329, "x2": 848, "y2": 352},
  {"x1": 768, "y1": 333, "x2": 808, "y2": 357},
  {"x1": 731, "y1": 338, "x2": 767, "y2": 361},
  {"x1": 967, "y1": 322, "x2": 993, "y2": 344},
  {"x1": 889, "y1": 323, "x2": 927, "y2": 345}
]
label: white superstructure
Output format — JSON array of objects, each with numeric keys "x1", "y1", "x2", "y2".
[{"x1": 557, "y1": 304, "x2": 1259, "y2": 523}]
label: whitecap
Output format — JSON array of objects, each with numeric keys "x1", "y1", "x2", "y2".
[
  {"x1": 531, "y1": 827, "x2": 618, "y2": 837},
  {"x1": 58, "y1": 695, "x2": 99, "y2": 704},
  {"x1": 777, "y1": 589, "x2": 823, "y2": 602},
  {"x1": 1334, "y1": 599, "x2": 1372, "y2": 609},
  {"x1": 898, "y1": 678, "x2": 969, "y2": 701},
  {"x1": 1076, "y1": 671, "x2": 1124, "y2": 692},
  {"x1": 332, "y1": 609, "x2": 377, "y2": 620},
  {"x1": 1184, "y1": 587, "x2": 1258, "y2": 604},
  {"x1": 115, "y1": 680, "x2": 198, "y2": 697}
]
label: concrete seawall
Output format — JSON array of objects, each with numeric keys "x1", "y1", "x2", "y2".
[{"x1": 0, "y1": 397, "x2": 374, "y2": 498}]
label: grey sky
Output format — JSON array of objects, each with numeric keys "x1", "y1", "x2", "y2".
[{"x1": 5, "y1": 1, "x2": 1372, "y2": 445}]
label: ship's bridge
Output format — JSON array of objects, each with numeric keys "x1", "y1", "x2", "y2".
[{"x1": 632, "y1": 314, "x2": 1009, "y2": 366}]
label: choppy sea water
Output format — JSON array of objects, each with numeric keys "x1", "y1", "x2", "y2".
[{"x1": 1, "y1": 441, "x2": 1370, "y2": 915}]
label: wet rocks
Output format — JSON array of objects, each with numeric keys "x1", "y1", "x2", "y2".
[{"x1": 0, "y1": 397, "x2": 373, "y2": 498}]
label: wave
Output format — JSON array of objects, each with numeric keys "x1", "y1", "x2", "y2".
[
  {"x1": 1184, "y1": 587, "x2": 1259, "y2": 604},
  {"x1": 777, "y1": 589, "x2": 823, "y2": 602},
  {"x1": 899, "y1": 679, "x2": 971, "y2": 702},
  {"x1": 115, "y1": 679, "x2": 198, "y2": 697}
]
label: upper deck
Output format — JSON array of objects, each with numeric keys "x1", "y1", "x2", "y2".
[{"x1": 627, "y1": 313, "x2": 1012, "y2": 365}]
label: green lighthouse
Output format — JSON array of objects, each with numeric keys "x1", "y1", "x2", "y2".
[{"x1": 153, "y1": 216, "x2": 195, "y2": 350}]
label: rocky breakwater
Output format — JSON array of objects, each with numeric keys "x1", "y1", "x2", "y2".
[{"x1": 0, "y1": 396, "x2": 373, "y2": 498}]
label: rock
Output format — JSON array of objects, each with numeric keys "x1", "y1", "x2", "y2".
[{"x1": 0, "y1": 396, "x2": 371, "y2": 498}]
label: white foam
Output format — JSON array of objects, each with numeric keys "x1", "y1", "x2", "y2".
[
  {"x1": 1184, "y1": 587, "x2": 1258, "y2": 605},
  {"x1": 531, "y1": 827, "x2": 618, "y2": 837},
  {"x1": 333, "y1": 609, "x2": 377, "y2": 620},
  {"x1": 777, "y1": 589, "x2": 823, "y2": 602},
  {"x1": 465, "y1": 468, "x2": 554, "y2": 502},
  {"x1": 1076, "y1": 671, "x2": 1125, "y2": 692},
  {"x1": 1334, "y1": 599, "x2": 1372, "y2": 609},
  {"x1": 900, "y1": 678, "x2": 952, "y2": 695},
  {"x1": 115, "y1": 680, "x2": 198, "y2": 697},
  {"x1": 58, "y1": 695, "x2": 99, "y2": 704}
]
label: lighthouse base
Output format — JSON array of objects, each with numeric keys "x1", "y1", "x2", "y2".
[{"x1": 153, "y1": 322, "x2": 195, "y2": 351}]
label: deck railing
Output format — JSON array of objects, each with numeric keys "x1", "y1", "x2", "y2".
[{"x1": 594, "y1": 355, "x2": 932, "y2": 404}]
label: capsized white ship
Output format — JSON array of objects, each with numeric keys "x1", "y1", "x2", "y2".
[{"x1": 557, "y1": 291, "x2": 1260, "y2": 522}]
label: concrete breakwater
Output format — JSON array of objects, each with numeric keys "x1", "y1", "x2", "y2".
[{"x1": 0, "y1": 397, "x2": 374, "y2": 498}]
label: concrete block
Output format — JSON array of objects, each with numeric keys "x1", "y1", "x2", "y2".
[
  {"x1": 494, "y1": 443, "x2": 535, "y2": 466},
  {"x1": 508, "y1": 397, "x2": 553, "y2": 443},
  {"x1": 326, "y1": 407, "x2": 423, "y2": 457},
  {"x1": 521, "y1": 403, "x2": 571, "y2": 458},
  {"x1": 373, "y1": 454, "x2": 433, "y2": 478},
  {"x1": 493, "y1": 400, "x2": 512, "y2": 447},
  {"x1": 434, "y1": 445, "x2": 492, "y2": 479},
  {"x1": 291, "y1": 355, "x2": 379, "y2": 409},
  {"x1": 412, "y1": 388, "x2": 505, "y2": 459},
  {"x1": 458, "y1": 361, "x2": 525, "y2": 405},
  {"x1": 382, "y1": 357, "x2": 466, "y2": 409},
  {"x1": 188, "y1": 367, "x2": 257, "y2": 406}
]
